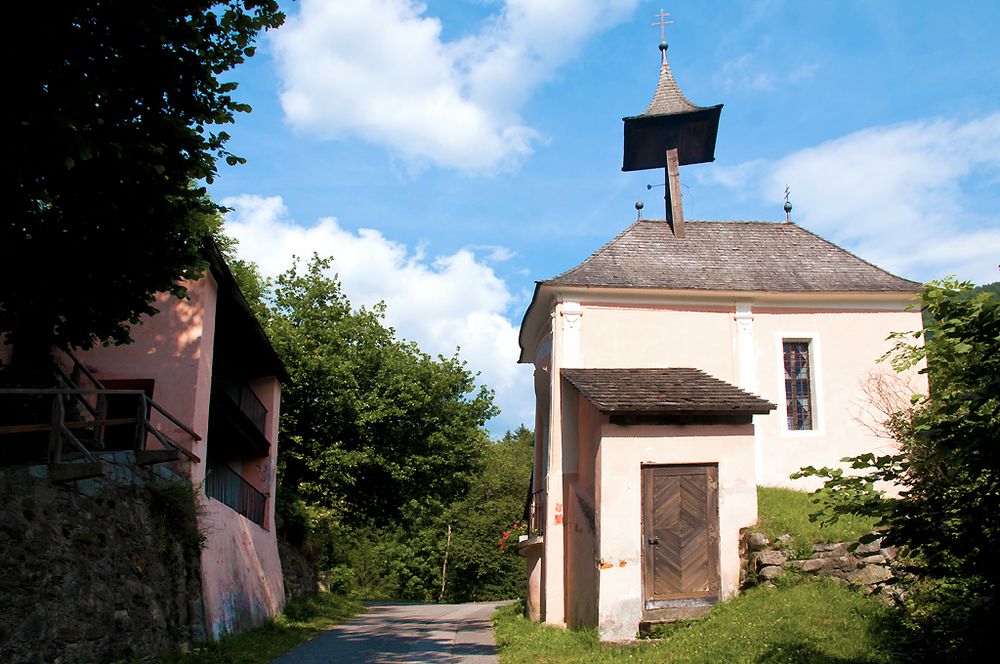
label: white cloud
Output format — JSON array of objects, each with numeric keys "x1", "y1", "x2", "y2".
[
  {"x1": 272, "y1": 0, "x2": 639, "y2": 171},
  {"x1": 716, "y1": 52, "x2": 775, "y2": 92},
  {"x1": 715, "y1": 35, "x2": 818, "y2": 94},
  {"x1": 222, "y1": 194, "x2": 535, "y2": 434},
  {"x1": 707, "y1": 114, "x2": 1000, "y2": 285}
]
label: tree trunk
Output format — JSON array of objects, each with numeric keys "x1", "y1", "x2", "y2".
[{"x1": 438, "y1": 523, "x2": 452, "y2": 603}]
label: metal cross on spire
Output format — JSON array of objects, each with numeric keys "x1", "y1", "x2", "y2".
[{"x1": 651, "y1": 8, "x2": 673, "y2": 42}]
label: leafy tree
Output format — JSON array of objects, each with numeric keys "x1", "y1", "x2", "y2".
[
  {"x1": 244, "y1": 255, "x2": 498, "y2": 524},
  {"x1": 442, "y1": 425, "x2": 535, "y2": 602},
  {"x1": 798, "y1": 280, "x2": 1000, "y2": 578},
  {"x1": 230, "y1": 251, "x2": 527, "y2": 602},
  {"x1": 322, "y1": 427, "x2": 534, "y2": 603},
  {"x1": 2, "y1": 1, "x2": 283, "y2": 375},
  {"x1": 972, "y1": 280, "x2": 1000, "y2": 298},
  {"x1": 795, "y1": 279, "x2": 999, "y2": 659}
]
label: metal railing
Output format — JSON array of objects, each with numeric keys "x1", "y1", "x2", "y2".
[
  {"x1": 205, "y1": 461, "x2": 266, "y2": 527},
  {"x1": 237, "y1": 383, "x2": 268, "y2": 435},
  {"x1": 214, "y1": 378, "x2": 268, "y2": 437}
]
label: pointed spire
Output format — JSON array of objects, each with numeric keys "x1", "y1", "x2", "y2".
[
  {"x1": 621, "y1": 12, "x2": 723, "y2": 173},
  {"x1": 641, "y1": 41, "x2": 701, "y2": 117}
]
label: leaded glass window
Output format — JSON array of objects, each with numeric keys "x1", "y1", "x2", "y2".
[{"x1": 783, "y1": 341, "x2": 813, "y2": 430}]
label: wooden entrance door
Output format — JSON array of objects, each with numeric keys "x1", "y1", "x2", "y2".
[{"x1": 641, "y1": 464, "x2": 720, "y2": 613}]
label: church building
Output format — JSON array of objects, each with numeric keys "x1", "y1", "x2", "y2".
[{"x1": 516, "y1": 20, "x2": 924, "y2": 641}]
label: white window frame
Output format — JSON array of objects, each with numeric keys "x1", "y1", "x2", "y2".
[{"x1": 775, "y1": 332, "x2": 825, "y2": 437}]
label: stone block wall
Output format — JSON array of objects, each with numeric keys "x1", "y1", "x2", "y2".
[
  {"x1": 277, "y1": 535, "x2": 318, "y2": 604},
  {"x1": 0, "y1": 454, "x2": 206, "y2": 664},
  {"x1": 740, "y1": 529, "x2": 903, "y2": 601}
]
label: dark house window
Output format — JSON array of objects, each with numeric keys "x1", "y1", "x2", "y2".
[
  {"x1": 99, "y1": 379, "x2": 155, "y2": 450},
  {"x1": 783, "y1": 341, "x2": 813, "y2": 430}
]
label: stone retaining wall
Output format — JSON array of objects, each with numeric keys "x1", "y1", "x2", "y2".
[
  {"x1": 740, "y1": 529, "x2": 903, "y2": 601},
  {"x1": 0, "y1": 454, "x2": 206, "y2": 664},
  {"x1": 277, "y1": 535, "x2": 318, "y2": 603}
]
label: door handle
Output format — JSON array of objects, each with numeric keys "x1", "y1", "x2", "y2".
[{"x1": 648, "y1": 536, "x2": 659, "y2": 545}]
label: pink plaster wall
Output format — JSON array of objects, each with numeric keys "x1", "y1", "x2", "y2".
[
  {"x1": 199, "y1": 352, "x2": 284, "y2": 638},
  {"x1": 60, "y1": 273, "x2": 286, "y2": 639},
  {"x1": 199, "y1": 497, "x2": 284, "y2": 639},
  {"x1": 570, "y1": 299, "x2": 925, "y2": 491},
  {"x1": 73, "y1": 276, "x2": 218, "y2": 471},
  {"x1": 594, "y1": 424, "x2": 758, "y2": 641},
  {"x1": 580, "y1": 305, "x2": 737, "y2": 380},
  {"x1": 751, "y1": 307, "x2": 925, "y2": 489}
]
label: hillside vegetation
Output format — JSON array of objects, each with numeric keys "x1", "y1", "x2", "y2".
[{"x1": 230, "y1": 252, "x2": 534, "y2": 603}]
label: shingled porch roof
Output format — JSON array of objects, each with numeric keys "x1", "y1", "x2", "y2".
[
  {"x1": 546, "y1": 221, "x2": 921, "y2": 293},
  {"x1": 561, "y1": 368, "x2": 775, "y2": 415}
]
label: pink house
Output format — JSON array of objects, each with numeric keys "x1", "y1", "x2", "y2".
[
  {"x1": 517, "y1": 38, "x2": 924, "y2": 640},
  {"x1": 2, "y1": 241, "x2": 289, "y2": 639}
]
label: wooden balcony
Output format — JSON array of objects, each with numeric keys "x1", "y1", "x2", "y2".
[{"x1": 0, "y1": 388, "x2": 201, "y2": 476}]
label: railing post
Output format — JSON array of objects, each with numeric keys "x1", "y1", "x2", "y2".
[
  {"x1": 134, "y1": 395, "x2": 147, "y2": 452},
  {"x1": 49, "y1": 394, "x2": 64, "y2": 464},
  {"x1": 95, "y1": 393, "x2": 108, "y2": 450}
]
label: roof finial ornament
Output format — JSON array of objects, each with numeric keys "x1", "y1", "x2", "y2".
[
  {"x1": 651, "y1": 8, "x2": 673, "y2": 63},
  {"x1": 784, "y1": 186, "x2": 793, "y2": 223},
  {"x1": 636, "y1": 200, "x2": 644, "y2": 220}
]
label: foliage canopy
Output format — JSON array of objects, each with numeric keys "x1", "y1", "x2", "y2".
[
  {"x1": 238, "y1": 255, "x2": 499, "y2": 524},
  {"x1": 2, "y1": 1, "x2": 283, "y2": 366},
  {"x1": 234, "y1": 252, "x2": 530, "y2": 602},
  {"x1": 797, "y1": 279, "x2": 1000, "y2": 580},
  {"x1": 795, "y1": 278, "x2": 1000, "y2": 659}
]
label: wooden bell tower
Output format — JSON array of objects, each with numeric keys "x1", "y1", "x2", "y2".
[{"x1": 622, "y1": 9, "x2": 722, "y2": 237}]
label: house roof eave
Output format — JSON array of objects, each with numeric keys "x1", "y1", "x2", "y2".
[{"x1": 204, "y1": 238, "x2": 291, "y2": 384}]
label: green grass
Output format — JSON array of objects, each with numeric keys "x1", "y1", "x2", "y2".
[
  {"x1": 494, "y1": 579, "x2": 898, "y2": 664},
  {"x1": 757, "y1": 487, "x2": 879, "y2": 558},
  {"x1": 159, "y1": 592, "x2": 363, "y2": 664}
]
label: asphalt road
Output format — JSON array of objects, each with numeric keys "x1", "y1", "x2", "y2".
[{"x1": 271, "y1": 601, "x2": 510, "y2": 663}]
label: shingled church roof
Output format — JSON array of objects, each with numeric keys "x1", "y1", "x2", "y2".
[
  {"x1": 544, "y1": 220, "x2": 920, "y2": 293},
  {"x1": 561, "y1": 368, "x2": 775, "y2": 415}
]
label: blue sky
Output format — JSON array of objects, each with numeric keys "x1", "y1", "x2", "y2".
[{"x1": 215, "y1": 0, "x2": 1000, "y2": 434}]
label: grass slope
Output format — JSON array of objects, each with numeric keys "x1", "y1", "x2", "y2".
[
  {"x1": 757, "y1": 487, "x2": 879, "y2": 557},
  {"x1": 494, "y1": 579, "x2": 897, "y2": 664},
  {"x1": 160, "y1": 593, "x2": 363, "y2": 664}
]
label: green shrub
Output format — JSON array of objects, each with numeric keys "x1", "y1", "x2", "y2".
[
  {"x1": 146, "y1": 480, "x2": 205, "y2": 556},
  {"x1": 274, "y1": 485, "x2": 311, "y2": 547},
  {"x1": 896, "y1": 575, "x2": 997, "y2": 662}
]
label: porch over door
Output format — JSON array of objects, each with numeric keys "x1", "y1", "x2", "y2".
[{"x1": 642, "y1": 464, "x2": 720, "y2": 612}]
